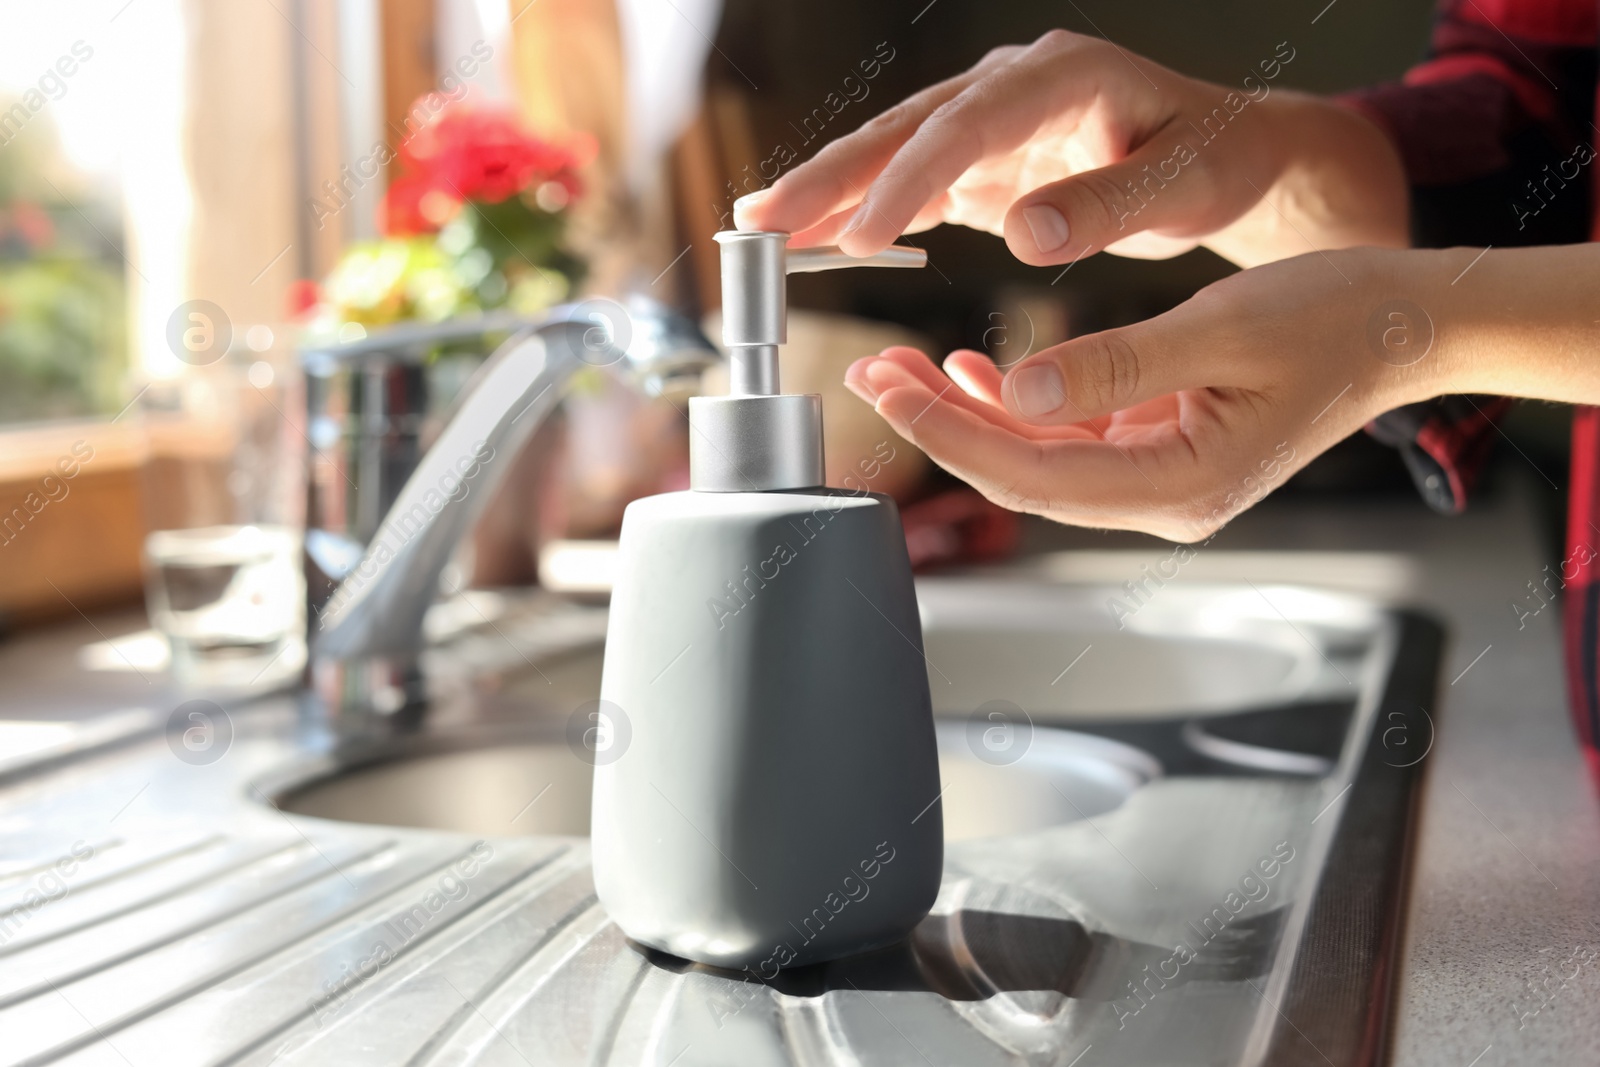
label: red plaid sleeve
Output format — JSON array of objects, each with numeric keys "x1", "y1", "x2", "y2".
[
  {"x1": 1364, "y1": 396, "x2": 1515, "y2": 514},
  {"x1": 1341, "y1": 0, "x2": 1597, "y2": 514},
  {"x1": 1565, "y1": 408, "x2": 1600, "y2": 780}
]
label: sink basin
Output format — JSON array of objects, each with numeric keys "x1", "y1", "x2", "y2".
[
  {"x1": 277, "y1": 578, "x2": 1362, "y2": 840},
  {"x1": 274, "y1": 724, "x2": 1160, "y2": 842},
  {"x1": 917, "y1": 579, "x2": 1338, "y2": 719},
  {"x1": 468, "y1": 579, "x2": 1357, "y2": 729}
]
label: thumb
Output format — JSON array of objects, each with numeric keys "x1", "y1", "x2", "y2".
[
  {"x1": 1003, "y1": 117, "x2": 1240, "y2": 264},
  {"x1": 1000, "y1": 315, "x2": 1222, "y2": 424}
]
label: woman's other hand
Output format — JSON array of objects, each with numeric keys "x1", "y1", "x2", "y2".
[
  {"x1": 842, "y1": 248, "x2": 1456, "y2": 541},
  {"x1": 735, "y1": 30, "x2": 1407, "y2": 268}
]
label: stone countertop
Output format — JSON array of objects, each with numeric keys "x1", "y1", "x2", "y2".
[{"x1": 2, "y1": 473, "x2": 1596, "y2": 1065}]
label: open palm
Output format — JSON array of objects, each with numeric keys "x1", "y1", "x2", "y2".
[{"x1": 841, "y1": 251, "x2": 1421, "y2": 542}]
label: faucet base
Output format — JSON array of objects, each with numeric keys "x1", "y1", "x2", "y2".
[{"x1": 311, "y1": 653, "x2": 428, "y2": 737}]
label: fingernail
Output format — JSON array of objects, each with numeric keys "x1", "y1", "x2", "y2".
[
  {"x1": 1010, "y1": 363, "x2": 1066, "y2": 418},
  {"x1": 844, "y1": 376, "x2": 880, "y2": 405},
  {"x1": 839, "y1": 205, "x2": 869, "y2": 240},
  {"x1": 1022, "y1": 204, "x2": 1069, "y2": 253},
  {"x1": 732, "y1": 190, "x2": 769, "y2": 227}
]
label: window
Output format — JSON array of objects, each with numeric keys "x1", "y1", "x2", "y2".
[{"x1": 0, "y1": 10, "x2": 129, "y2": 424}]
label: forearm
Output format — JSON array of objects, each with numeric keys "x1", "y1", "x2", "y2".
[
  {"x1": 1206, "y1": 91, "x2": 1410, "y2": 267},
  {"x1": 1423, "y1": 244, "x2": 1600, "y2": 405}
]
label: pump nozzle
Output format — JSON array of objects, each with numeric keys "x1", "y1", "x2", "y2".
[
  {"x1": 693, "y1": 230, "x2": 927, "y2": 493},
  {"x1": 785, "y1": 244, "x2": 928, "y2": 273},
  {"x1": 713, "y1": 231, "x2": 926, "y2": 396}
]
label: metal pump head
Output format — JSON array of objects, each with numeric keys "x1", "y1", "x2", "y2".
[{"x1": 689, "y1": 230, "x2": 927, "y2": 492}]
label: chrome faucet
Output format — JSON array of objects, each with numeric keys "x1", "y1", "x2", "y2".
[{"x1": 306, "y1": 296, "x2": 720, "y2": 730}]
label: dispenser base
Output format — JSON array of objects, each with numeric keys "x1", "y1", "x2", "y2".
[{"x1": 591, "y1": 488, "x2": 943, "y2": 969}]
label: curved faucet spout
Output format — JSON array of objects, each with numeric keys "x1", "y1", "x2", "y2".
[{"x1": 315, "y1": 300, "x2": 718, "y2": 663}]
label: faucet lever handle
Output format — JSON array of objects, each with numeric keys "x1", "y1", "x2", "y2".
[{"x1": 785, "y1": 244, "x2": 928, "y2": 274}]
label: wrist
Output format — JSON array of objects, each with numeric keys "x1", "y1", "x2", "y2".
[
  {"x1": 1352, "y1": 246, "x2": 1472, "y2": 409},
  {"x1": 1356, "y1": 244, "x2": 1600, "y2": 407},
  {"x1": 1410, "y1": 245, "x2": 1600, "y2": 406},
  {"x1": 1210, "y1": 91, "x2": 1410, "y2": 267}
]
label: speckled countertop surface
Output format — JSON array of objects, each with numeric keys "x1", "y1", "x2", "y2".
[{"x1": 3, "y1": 472, "x2": 1595, "y2": 1065}]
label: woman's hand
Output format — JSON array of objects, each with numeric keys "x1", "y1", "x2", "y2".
[
  {"x1": 735, "y1": 30, "x2": 1408, "y2": 268},
  {"x1": 842, "y1": 248, "x2": 1463, "y2": 542}
]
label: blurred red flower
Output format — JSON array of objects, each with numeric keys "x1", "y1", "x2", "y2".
[
  {"x1": 381, "y1": 173, "x2": 457, "y2": 236},
  {"x1": 380, "y1": 101, "x2": 591, "y2": 237},
  {"x1": 284, "y1": 278, "x2": 322, "y2": 320},
  {"x1": 9, "y1": 202, "x2": 55, "y2": 250}
]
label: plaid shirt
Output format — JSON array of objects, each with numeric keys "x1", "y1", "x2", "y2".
[{"x1": 1343, "y1": 0, "x2": 1599, "y2": 776}]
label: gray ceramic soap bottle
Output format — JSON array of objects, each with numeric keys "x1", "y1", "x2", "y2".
[{"x1": 591, "y1": 230, "x2": 943, "y2": 971}]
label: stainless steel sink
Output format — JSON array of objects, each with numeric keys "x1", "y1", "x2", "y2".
[
  {"x1": 275, "y1": 576, "x2": 1348, "y2": 843},
  {"x1": 0, "y1": 570, "x2": 1440, "y2": 1067},
  {"x1": 918, "y1": 579, "x2": 1341, "y2": 719},
  {"x1": 275, "y1": 724, "x2": 1161, "y2": 842}
]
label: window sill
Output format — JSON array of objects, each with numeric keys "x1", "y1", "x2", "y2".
[{"x1": 1, "y1": 420, "x2": 150, "y2": 626}]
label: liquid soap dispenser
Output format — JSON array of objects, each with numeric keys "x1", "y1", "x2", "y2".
[{"x1": 591, "y1": 231, "x2": 943, "y2": 971}]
